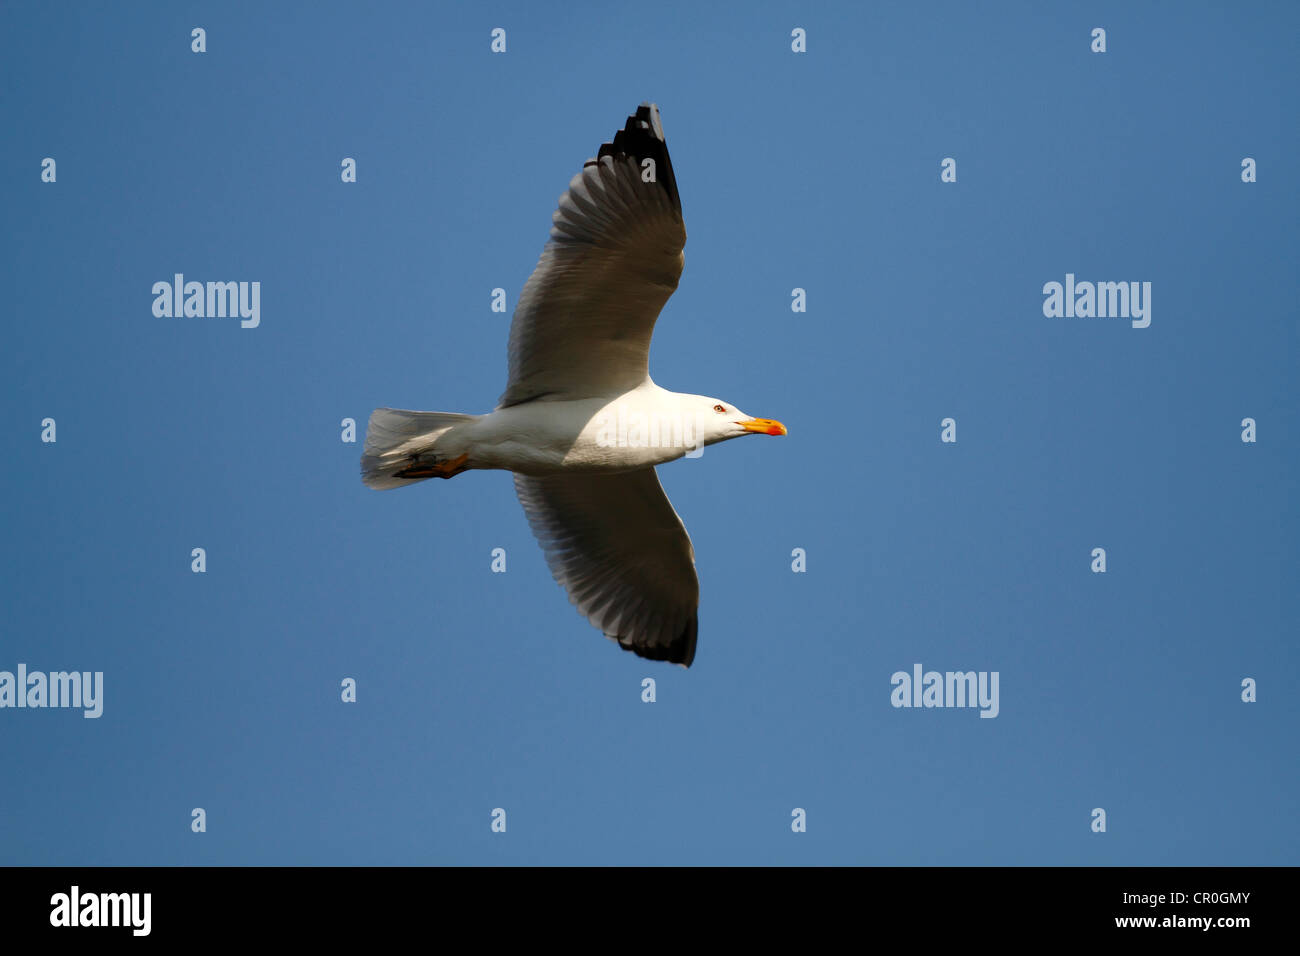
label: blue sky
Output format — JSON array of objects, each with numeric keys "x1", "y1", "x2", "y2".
[{"x1": 2, "y1": 1, "x2": 1296, "y2": 865}]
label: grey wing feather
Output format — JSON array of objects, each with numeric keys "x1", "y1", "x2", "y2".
[{"x1": 514, "y1": 468, "x2": 699, "y2": 666}]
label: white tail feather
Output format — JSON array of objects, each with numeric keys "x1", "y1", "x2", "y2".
[{"x1": 361, "y1": 407, "x2": 479, "y2": 490}]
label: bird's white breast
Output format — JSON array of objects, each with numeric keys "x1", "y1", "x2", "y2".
[{"x1": 460, "y1": 387, "x2": 698, "y2": 476}]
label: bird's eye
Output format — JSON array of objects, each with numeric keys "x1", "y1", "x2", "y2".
[{"x1": 713, "y1": 404, "x2": 726, "y2": 413}]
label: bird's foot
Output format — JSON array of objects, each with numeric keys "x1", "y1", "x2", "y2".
[{"x1": 395, "y1": 452, "x2": 470, "y2": 480}]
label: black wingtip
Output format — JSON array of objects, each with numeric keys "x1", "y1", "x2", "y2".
[
  {"x1": 584, "y1": 102, "x2": 681, "y2": 213},
  {"x1": 616, "y1": 612, "x2": 698, "y2": 668}
]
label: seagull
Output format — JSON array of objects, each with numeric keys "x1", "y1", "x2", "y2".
[{"x1": 361, "y1": 103, "x2": 786, "y2": 667}]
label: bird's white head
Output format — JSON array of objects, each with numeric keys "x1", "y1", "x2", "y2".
[{"x1": 691, "y1": 395, "x2": 788, "y2": 447}]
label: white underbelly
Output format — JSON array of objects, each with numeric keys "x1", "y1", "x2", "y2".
[{"x1": 462, "y1": 395, "x2": 695, "y2": 475}]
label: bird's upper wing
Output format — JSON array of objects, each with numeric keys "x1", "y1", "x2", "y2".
[
  {"x1": 498, "y1": 103, "x2": 685, "y2": 408},
  {"x1": 514, "y1": 468, "x2": 699, "y2": 666}
]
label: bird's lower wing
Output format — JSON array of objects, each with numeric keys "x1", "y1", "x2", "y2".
[{"x1": 514, "y1": 469, "x2": 699, "y2": 666}]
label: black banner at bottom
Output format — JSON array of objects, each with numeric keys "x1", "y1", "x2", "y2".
[{"x1": 0, "y1": 866, "x2": 1285, "y2": 941}]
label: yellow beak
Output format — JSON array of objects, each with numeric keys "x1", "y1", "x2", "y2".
[{"x1": 738, "y1": 418, "x2": 787, "y2": 436}]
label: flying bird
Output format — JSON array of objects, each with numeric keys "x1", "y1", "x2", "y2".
[{"x1": 362, "y1": 103, "x2": 786, "y2": 667}]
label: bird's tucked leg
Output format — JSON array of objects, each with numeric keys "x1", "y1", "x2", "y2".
[{"x1": 395, "y1": 452, "x2": 470, "y2": 480}]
